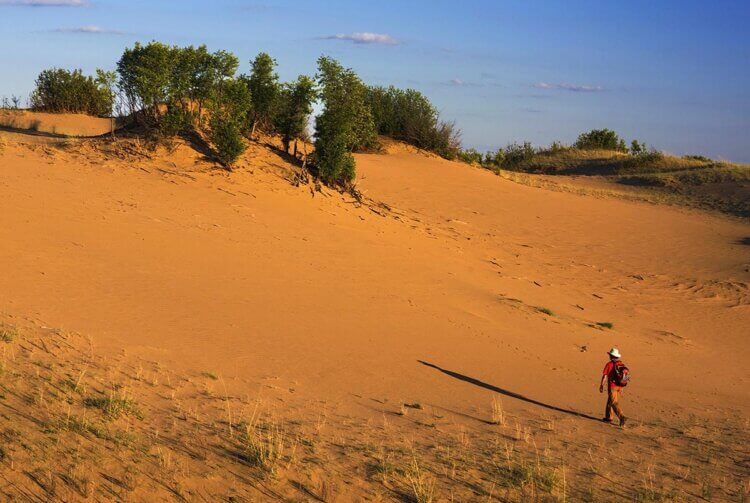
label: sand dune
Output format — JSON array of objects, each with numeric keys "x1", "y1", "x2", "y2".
[
  {"x1": 1, "y1": 130, "x2": 748, "y2": 500},
  {"x1": 0, "y1": 109, "x2": 114, "y2": 137}
]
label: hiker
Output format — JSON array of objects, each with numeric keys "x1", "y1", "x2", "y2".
[{"x1": 599, "y1": 347, "x2": 629, "y2": 427}]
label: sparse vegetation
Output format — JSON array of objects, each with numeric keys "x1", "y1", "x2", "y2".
[
  {"x1": 490, "y1": 396, "x2": 506, "y2": 425},
  {"x1": 241, "y1": 420, "x2": 288, "y2": 476},
  {"x1": 0, "y1": 321, "x2": 745, "y2": 501},
  {"x1": 596, "y1": 321, "x2": 614, "y2": 329},
  {"x1": 0, "y1": 323, "x2": 18, "y2": 342},
  {"x1": 405, "y1": 456, "x2": 436, "y2": 503},
  {"x1": 468, "y1": 129, "x2": 750, "y2": 217},
  {"x1": 84, "y1": 394, "x2": 143, "y2": 420},
  {"x1": 536, "y1": 306, "x2": 555, "y2": 316}
]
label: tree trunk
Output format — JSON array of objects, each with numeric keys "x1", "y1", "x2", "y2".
[{"x1": 293, "y1": 140, "x2": 298, "y2": 158}]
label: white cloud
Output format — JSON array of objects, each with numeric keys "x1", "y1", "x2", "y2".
[
  {"x1": 54, "y1": 25, "x2": 122, "y2": 34},
  {"x1": 532, "y1": 82, "x2": 604, "y2": 92},
  {"x1": 323, "y1": 32, "x2": 398, "y2": 45},
  {"x1": 1, "y1": 0, "x2": 88, "y2": 6}
]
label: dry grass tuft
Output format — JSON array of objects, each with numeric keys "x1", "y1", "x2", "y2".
[
  {"x1": 0, "y1": 323, "x2": 18, "y2": 343},
  {"x1": 405, "y1": 456, "x2": 436, "y2": 503}
]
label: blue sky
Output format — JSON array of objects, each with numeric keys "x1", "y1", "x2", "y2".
[{"x1": 1, "y1": 0, "x2": 749, "y2": 162}]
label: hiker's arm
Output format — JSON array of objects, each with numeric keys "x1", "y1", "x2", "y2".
[{"x1": 599, "y1": 374, "x2": 607, "y2": 393}]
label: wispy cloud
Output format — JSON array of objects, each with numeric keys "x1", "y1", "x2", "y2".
[
  {"x1": 53, "y1": 25, "x2": 123, "y2": 34},
  {"x1": 1, "y1": 0, "x2": 88, "y2": 6},
  {"x1": 322, "y1": 32, "x2": 398, "y2": 45},
  {"x1": 446, "y1": 78, "x2": 480, "y2": 87},
  {"x1": 532, "y1": 82, "x2": 604, "y2": 93}
]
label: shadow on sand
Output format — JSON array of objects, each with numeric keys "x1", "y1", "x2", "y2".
[
  {"x1": 418, "y1": 360, "x2": 600, "y2": 422},
  {"x1": 737, "y1": 237, "x2": 750, "y2": 246}
]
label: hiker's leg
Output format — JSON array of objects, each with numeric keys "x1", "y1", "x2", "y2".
[
  {"x1": 611, "y1": 387, "x2": 623, "y2": 419},
  {"x1": 605, "y1": 389, "x2": 614, "y2": 420}
]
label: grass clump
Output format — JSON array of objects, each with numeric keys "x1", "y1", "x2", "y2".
[
  {"x1": 634, "y1": 487, "x2": 679, "y2": 502},
  {"x1": 596, "y1": 322, "x2": 614, "y2": 329},
  {"x1": 240, "y1": 420, "x2": 288, "y2": 476},
  {"x1": 84, "y1": 394, "x2": 143, "y2": 420},
  {"x1": 0, "y1": 323, "x2": 18, "y2": 343},
  {"x1": 502, "y1": 460, "x2": 559, "y2": 493},
  {"x1": 536, "y1": 307, "x2": 555, "y2": 316},
  {"x1": 405, "y1": 457, "x2": 436, "y2": 503}
]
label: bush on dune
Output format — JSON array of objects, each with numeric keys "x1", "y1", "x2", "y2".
[
  {"x1": 313, "y1": 56, "x2": 376, "y2": 187},
  {"x1": 242, "y1": 52, "x2": 280, "y2": 137},
  {"x1": 273, "y1": 75, "x2": 317, "y2": 155},
  {"x1": 574, "y1": 128, "x2": 628, "y2": 152},
  {"x1": 207, "y1": 78, "x2": 251, "y2": 168},
  {"x1": 366, "y1": 85, "x2": 461, "y2": 159},
  {"x1": 30, "y1": 68, "x2": 113, "y2": 116},
  {"x1": 117, "y1": 42, "x2": 240, "y2": 131}
]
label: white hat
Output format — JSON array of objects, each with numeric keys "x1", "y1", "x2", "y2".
[{"x1": 608, "y1": 347, "x2": 621, "y2": 358}]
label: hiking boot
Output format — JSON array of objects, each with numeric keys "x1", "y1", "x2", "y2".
[
  {"x1": 619, "y1": 416, "x2": 627, "y2": 428},
  {"x1": 601, "y1": 418, "x2": 613, "y2": 423}
]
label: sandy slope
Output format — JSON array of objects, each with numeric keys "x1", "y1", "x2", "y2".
[
  {"x1": 1, "y1": 131, "x2": 749, "y2": 499},
  {"x1": 1, "y1": 133, "x2": 748, "y2": 416},
  {"x1": 0, "y1": 110, "x2": 114, "y2": 137}
]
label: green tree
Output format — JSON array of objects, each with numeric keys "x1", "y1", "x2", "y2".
[
  {"x1": 117, "y1": 42, "x2": 178, "y2": 125},
  {"x1": 313, "y1": 56, "x2": 376, "y2": 187},
  {"x1": 245, "y1": 52, "x2": 279, "y2": 137},
  {"x1": 274, "y1": 75, "x2": 317, "y2": 154},
  {"x1": 630, "y1": 139, "x2": 645, "y2": 154},
  {"x1": 117, "y1": 42, "x2": 243, "y2": 135},
  {"x1": 95, "y1": 69, "x2": 117, "y2": 135},
  {"x1": 208, "y1": 78, "x2": 251, "y2": 168}
]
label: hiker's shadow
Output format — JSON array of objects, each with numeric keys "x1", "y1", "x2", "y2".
[{"x1": 418, "y1": 360, "x2": 600, "y2": 422}]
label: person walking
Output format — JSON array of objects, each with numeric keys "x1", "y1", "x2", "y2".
[{"x1": 600, "y1": 347, "x2": 629, "y2": 427}]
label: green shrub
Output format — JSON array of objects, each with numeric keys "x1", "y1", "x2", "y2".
[
  {"x1": 503, "y1": 142, "x2": 536, "y2": 167},
  {"x1": 624, "y1": 150, "x2": 664, "y2": 169},
  {"x1": 457, "y1": 148, "x2": 483, "y2": 164},
  {"x1": 683, "y1": 154, "x2": 711, "y2": 162},
  {"x1": 207, "y1": 78, "x2": 251, "y2": 168},
  {"x1": 366, "y1": 85, "x2": 460, "y2": 158},
  {"x1": 209, "y1": 116, "x2": 245, "y2": 168},
  {"x1": 483, "y1": 148, "x2": 505, "y2": 167},
  {"x1": 575, "y1": 128, "x2": 627, "y2": 151},
  {"x1": 630, "y1": 139, "x2": 645, "y2": 154},
  {"x1": 159, "y1": 105, "x2": 196, "y2": 136},
  {"x1": 313, "y1": 57, "x2": 375, "y2": 186},
  {"x1": 30, "y1": 68, "x2": 113, "y2": 116},
  {"x1": 84, "y1": 395, "x2": 143, "y2": 420}
]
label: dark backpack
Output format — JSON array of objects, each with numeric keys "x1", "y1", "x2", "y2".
[{"x1": 612, "y1": 360, "x2": 630, "y2": 387}]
